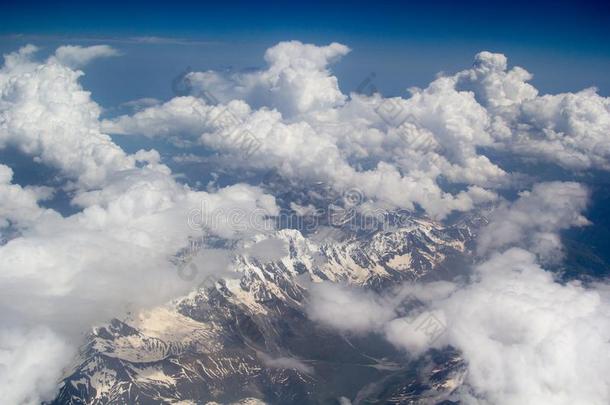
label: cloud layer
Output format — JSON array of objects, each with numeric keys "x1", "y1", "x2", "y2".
[
  {"x1": 103, "y1": 41, "x2": 610, "y2": 220},
  {"x1": 0, "y1": 45, "x2": 278, "y2": 404},
  {"x1": 477, "y1": 181, "x2": 590, "y2": 261},
  {"x1": 1, "y1": 39, "x2": 609, "y2": 404}
]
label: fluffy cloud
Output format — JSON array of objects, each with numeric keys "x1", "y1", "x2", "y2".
[
  {"x1": 355, "y1": 248, "x2": 610, "y2": 405},
  {"x1": 0, "y1": 327, "x2": 74, "y2": 405},
  {"x1": 456, "y1": 51, "x2": 538, "y2": 114},
  {"x1": 102, "y1": 96, "x2": 252, "y2": 146},
  {"x1": 37, "y1": 38, "x2": 610, "y2": 185},
  {"x1": 431, "y1": 248, "x2": 610, "y2": 405},
  {"x1": 457, "y1": 52, "x2": 610, "y2": 170},
  {"x1": 312, "y1": 261, "x2": 610, "y2": 404},
  {"x1": 104, "y1": 42, "x2": 602, "y2": 220},
  {"x1": 307, "y1": 282, "x2": 397, "y2": 333},
  {"x1": 307, "y1": 181, "x2": 610, "y2": 405},
  {"x1": 0, "y1": 46, "x2": 279, "y2": 404},
  {"x1": 107, "y1": 102, "x2": 488, "y2": 218},
  {"x1": 0, "y1": 164, "x2": 54, "y2": 229},
  {"x1": 512, "y1": 89, "x2": 610, "y2": 170},
  {"x1": 306, "y1": 279, "x2": 454, "y2": 355},
  {"x1": 187, "y1": 40, "x2": 350, "y2": 117},
  {"x1": 0, "y1": 45, "x2": 134, "y2": 188},
  {"x1": 105, "y1": 41, "x2": 508, "y2": 219},
  {"x1": 477, "y1": 181, "x2": 590, "y2": 261}
]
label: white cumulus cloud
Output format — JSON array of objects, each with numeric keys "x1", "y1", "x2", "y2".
[{"x1": 0, "y1": 45, "x2": 279, "y2": 404}]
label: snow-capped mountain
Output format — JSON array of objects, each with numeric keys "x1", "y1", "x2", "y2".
[{"x1": 51, "y1": 215, "x2": 475, "y2": 404}]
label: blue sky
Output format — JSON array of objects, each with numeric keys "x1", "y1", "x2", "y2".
[{"x1": 2, "y1": 0, "x2": 610, "y2": 109}]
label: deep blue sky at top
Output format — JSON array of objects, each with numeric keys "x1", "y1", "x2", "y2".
[{"x1": 1, "y1": 0, "x2": 610, "y2": 109}]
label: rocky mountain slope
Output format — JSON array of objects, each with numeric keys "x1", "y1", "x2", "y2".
[{"x1": 51, "y1": 216, "x2": 474, "y2": 404}]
